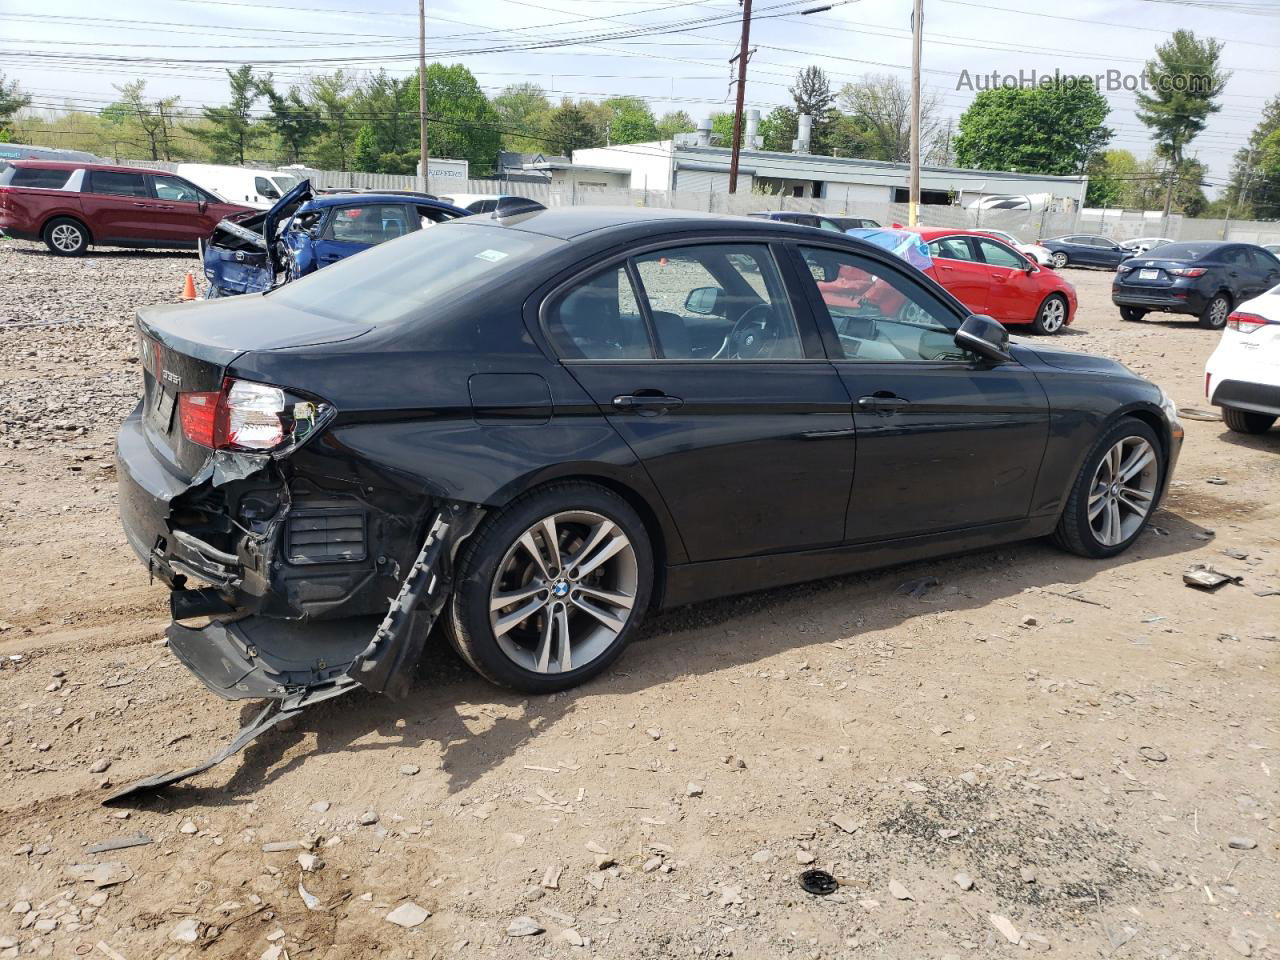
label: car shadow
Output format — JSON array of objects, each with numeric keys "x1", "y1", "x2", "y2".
[
  {"x1": 1213, "y1": 425, "x2": 1280, "y2": 449},
  {"x1": 10, "y1": 246, "x2": 196, "y2": 261},
  {"x1": 157, "y1": 504, "x2": 1214, "y2": 808}
]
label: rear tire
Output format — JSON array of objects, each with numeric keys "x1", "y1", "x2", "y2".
[
  {"x1": 1032, "y1": 294, "x2": 1068, "y2": 335},
  {"x1": 1119, "y1": 306, "x2": 1147, "y2": 323},
  {"x1": 1222, "y1": 407, "x2": 1276, "y2": 434},
  {"x1": 447, "y1": 482, "x2": 653, "y2": 693},
  {"x1": 1051, "y1": 252, "x2": 1069, "y2": 269},
  {"x1": 1199, "y1": 293, "x2": 1231, "y2": 330},
  {"x1": 1052, "y1": 417, "x2": 1163, "y2": 559},
  {"x1": 42, "y1": 217, "x2": 89, "y2": 256}
]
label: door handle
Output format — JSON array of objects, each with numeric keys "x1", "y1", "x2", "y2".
[
  {"x1": 612, "y1": 393, "x2": 683, "y2": 415},
  {"x1": 1228, "y1": 271, "x2": 1239, "y2": 277},
  {"x1": 857, "y1": 394, "x2": 910, "y2": 412}
]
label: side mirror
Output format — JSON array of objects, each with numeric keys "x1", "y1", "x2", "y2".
[
  {"x1": 955, "y1": 314, "x2": 1012, "y2": 363},
  {"x1": 1023, "y1": 262, "x2": 1037, "y2": 275},
  {"x1": 684, "y1": 286, "x2": 724, "y2": 316}
]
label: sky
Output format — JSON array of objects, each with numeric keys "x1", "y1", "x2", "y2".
[{"x1": 3, "y1": 0, "x2": 1278, "y2": 194}]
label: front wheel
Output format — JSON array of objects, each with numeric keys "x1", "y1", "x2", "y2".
[
  {"x1": 1033, "y1": 294, "x2": 1068, "y2": 335},
  {"x1": 1199, "y1": 294, "x2": 1231, "y2": 330},
  {"x1": 1119, "y1": 306, "x2": 1147, "y2": 323},
  {"x1": 1051, "y1": 252, "x2": 1069, "y2": 269},
  {"x1": 1052, "y1": 418, "x2": 1163, "y2": 558},
  {"x1": 1222, "y1": 407, "x2": 1276, "y2": 434},
  {"x1": 448, "y1": 482, "x2": 653, "y2": 693}
]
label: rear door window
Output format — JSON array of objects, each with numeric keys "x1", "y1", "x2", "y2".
[
  {"x1": 545, "y1": 266, "x2": 652, "y2": 360},
  {"x1": 928, "y1": 237, "x2": 976, "y2": 262},
  {"x1": 2, "y1": 166, "x2": 73, "y2": 189},
  {"x1": 88, "y1": 171, "x2": 149, "y2": 197}
]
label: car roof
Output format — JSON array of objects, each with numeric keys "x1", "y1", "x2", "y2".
[
  {"x1": 913, "y1": 227, "x2": 1003, "y2": 240},
  {"x1": 304, "y1": 193, "x2": 465, "y2": 212},
  {"x1": 9, "y1": 159, "x2": 168, "y2": 176},
  {"x1": 484, "y1": 205, "x2": 809, "y2": 240}
]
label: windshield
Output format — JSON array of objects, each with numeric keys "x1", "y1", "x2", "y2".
[
  {"x1": 1149, "y1": 242, "x2": 1219, "y2": 261},
  {"x1": 271, "y1": 174, "x2": 301, "y2": 192},
  {"x1": 267, "y1": 221, "x2": 559, "y2": 325}
]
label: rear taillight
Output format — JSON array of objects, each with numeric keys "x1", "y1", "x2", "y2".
[
  {"x1": 178, "y1": 378, "x2": 332, "y2": 453},
  {"x1": 1226, "y1": 311, "x2": 1274, "y2": 334},
  {"x1": 1115, "y1": 263, "x2": 1130, "y2": 274},
  {"x1": 1169, "y1": 267, "x2": 1207, "y2": 278}
]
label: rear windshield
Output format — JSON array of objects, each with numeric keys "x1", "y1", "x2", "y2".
[
  {"x1": 0, "y1": 166, "x2": 73, "y2": 189},
  {"x1": 267, "y1": 220, "x2": 559, "y2": 326},
  {"x1": 1150, "y1": 242, "x2": 1219, "y2": 260}
]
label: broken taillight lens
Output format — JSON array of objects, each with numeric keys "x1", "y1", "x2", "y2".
[
  {"x1": 1226, "y1": 311, "x2": 1274, "y2": 334},
  {"x1": 178, "y1": 378, "x2": 332, "y2": 454}
]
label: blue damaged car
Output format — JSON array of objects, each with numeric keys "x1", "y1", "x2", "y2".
[{"x1": 202, "y1": 179, "x2": 469, "y2": 297}]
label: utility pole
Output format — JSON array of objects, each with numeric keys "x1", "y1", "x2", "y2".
[
  {"x1": 908, "y1": 0, "x2": 923, "y2": 225},
  {"x1": 418, "y1": 0, "x2": 429, "y2": 192},
  {"x1": 728, "y1": 0, "x2": 753, "y2": 194}
]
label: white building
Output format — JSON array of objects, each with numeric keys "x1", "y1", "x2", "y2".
[{"x1": 526, "y1": 140, "x2": 1088, "y2": 211}]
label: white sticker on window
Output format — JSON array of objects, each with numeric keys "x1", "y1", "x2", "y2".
[{"x1": 475, "y1": 249, "x2": 508, "y2": 263}]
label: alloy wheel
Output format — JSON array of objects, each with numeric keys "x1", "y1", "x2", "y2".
[
  {"x1": 50, "y1": 224, "x2": 82, "y2": 252},
  {"x1": 489, "y1": 510, "x2": 638, "y2": 674},
  {"x1": 1052, "y1": 252, "x2": 1068, "y2": 269},
  {"x1": 1208, "y1": 297, "x2": 1229, "y2": 327},
  {"x1": 1088, "y1": 437, "x2": 1158, "y2": 547},
  {"x1": 1039, "y1": 297, "x2": 1066, "y2": 333}
]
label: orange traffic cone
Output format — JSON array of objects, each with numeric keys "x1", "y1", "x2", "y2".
[{"x1": 179, "y1": 272, "x2": 198, "y2": 301}]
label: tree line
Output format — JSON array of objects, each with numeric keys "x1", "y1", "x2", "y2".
[{"x1": 2, "y1": 27, "x2": 1274, "y2": 221}]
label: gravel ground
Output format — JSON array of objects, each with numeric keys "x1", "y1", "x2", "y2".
[{"x1": 0, "y1": 235, "x2": 1276, "y2": 960}]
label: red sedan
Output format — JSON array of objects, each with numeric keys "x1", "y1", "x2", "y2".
[{"x1": 915, "y1": 227, "x2": 1077, "y2": 335}]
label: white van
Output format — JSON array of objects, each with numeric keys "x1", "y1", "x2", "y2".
[{"x1": 174, "y1": 164, "x2": 304, "y2": 210}]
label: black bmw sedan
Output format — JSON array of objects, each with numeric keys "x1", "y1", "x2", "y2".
[
  {"x1": 118, "y1": 206, "x2": 1184, "y2": 704},
  {"x1": 1113, "y1": 240, "x2": 1280, "y2": 329}
]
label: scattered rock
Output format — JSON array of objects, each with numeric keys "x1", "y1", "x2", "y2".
[
  {"x1": 888, "y1": 879, "x2": 913, "y2": 901},
  {"x1": 66, "y1": 862, "x2": 133, "y2": 888},
  {"x1": 386, "y1": 902, "x2": 430, "y2": 928},
  {"x1": 645, "y1": 727, "x2": 662, "y2": 740},
  {"x1": 506, "y1": 916, "x2": 544, "y2": 937},
  {"x1": 954, "y1": 872, "x2": 974, "y2": 891},
  {"x1": 686, "y1": 782, "x2": 703, "y2": 797},
  {"x1": 989, "y1": 913, "x2": 1020, "y2": 945},
  {"x1": 1020, "y1": 615, "x2": 1038, "y2": 627},
  {"x1": 399, "y1": 764, "x2": 420, "y2": 776},
  {"x1": 562, "y1": 928, "x2": 586, "y2": 947},
  {"x1": 89, "y1": 758, "x2": 111, "y2": 774},
  {"x1": 1020, "y1": 867, "x2": 1036, "y2": 883},
  {"x1": 261, "y1": 841, "x2": 299, "y2": 853},
  {"x1": 1070, "y1": 768, "x2": 1085, "y2": 780},
  {"x1": 310, "y1": 801, "x2": 330, "y2": 813},
  {"x1": 831, "y1": 814, "x2": 860, "y2": 834},
  {"x1": 169, "y1": 918, "x2": 200, "y2": 944},
  {"x1": 179, "y1": 821, "x2": 198, "y2": 835},
  {"x1": 719, "y1": 886, "x2": 744, "y2": 907},
  {"x1": 1227, "y1": 837, "x2": 1257, "y2": 850},
  {"x1": 1024, "y1": 932, "x2": 1051, "y2": 953},
  {"x1": 796, "y1": 849, "x2": 816, "y2": 865},
  {"x1": 298, "y1": 883, "x2": 322, "y2": 911},
  {"x1": 958, "y1": 771, "x2": 978, "y2": 786},
  {"x1": 297, "y1": 853, "x2": 323, "y2": 872},
  {"x1": 540, "y1": 865, "x2": 561, "y2": 890},
  {"x1": 359, "y1": 811, "x2": 379, "y2": 826}
]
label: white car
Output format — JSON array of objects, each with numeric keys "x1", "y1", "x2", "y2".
[
  {"x1": 1204, "y1": 285, "x2": 1280, "y2": 434},
  {"x1": 976, "y1": 229, "x2": 1054, "y2": 267},
  {"x1": 1121, "y1": 237, "x2": 1174, "y2": 256}
]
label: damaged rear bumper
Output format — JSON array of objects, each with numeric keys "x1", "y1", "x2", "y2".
[{"x1": 117, "y1": 403, "x2": 482, "y2": 702}]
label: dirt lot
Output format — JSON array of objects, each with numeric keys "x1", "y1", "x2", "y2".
[{"x1": 0, "y1": 237, "x2": 1276, "y2": 960}]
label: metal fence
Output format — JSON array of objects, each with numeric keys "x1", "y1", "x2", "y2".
[{"x1": 134, "y1": 159, "x2": 1280, "y2": 245}]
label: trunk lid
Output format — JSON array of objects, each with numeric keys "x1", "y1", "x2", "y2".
[
  {"x1": 135, "y1": 297, "x2": 371, "y2": 480},
  {"x1": 1117, "y1": 257, "x2": 1196, "y2": 287}
]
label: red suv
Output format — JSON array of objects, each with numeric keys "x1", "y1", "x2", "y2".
[{"x1": 0, "y1": 160, "x2": 254, "y2": 255}]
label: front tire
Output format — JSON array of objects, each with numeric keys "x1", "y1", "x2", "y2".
[
  {"x1": 1051, "y1": 252, "x2": 1069, "y2": 269},
  {"x1": 1199, "y1": 293, "x2": 1231, "y2": 330},
  {"x1": 1119, "y1": 306, "x2": 1147, "y2": 323},
  {"x1": 1222, "y1": 407, "x2": 1276, "y2": 434},
  {"x1": 448, "y1": 482, "x2": 653, "y2": 693},
  {"x1": 1052, "y1": 418, "x2": 1163, "y2": 559},
  {"x1": 1033, "y1": 294, "x2": 1068, "y2": 335},
  {"x1": 43, "y1": 217, "x2": 89, "y2": 256}
]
